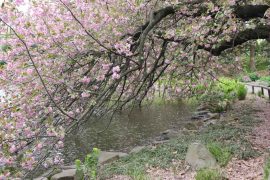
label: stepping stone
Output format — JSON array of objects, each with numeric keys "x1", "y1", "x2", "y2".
[
  {"x1": 98, "y1": 151, "x2": 128, "y2": 165},
  {"x1": 130, "y1": 146, "x2": 145, "y2": 154},
  {"x1": 51, "y1": 169, "x2": 76, "y2": 180}
]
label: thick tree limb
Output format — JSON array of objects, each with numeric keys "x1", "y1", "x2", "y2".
[
  {"x1": 200, "y1": 24, "x2": 270, "y2": 56},
  {"x1": 234, "y1": 5, "x2": 269, "y2": 21},
  {"x1": 135, "y1": 6, "x2": 175, "y2": 53},
  {"x1": 131, "y1": 3, "x2": 269, "y2": 51}
]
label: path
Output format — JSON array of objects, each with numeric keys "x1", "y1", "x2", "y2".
[{"x1": 225, "y1": 95, "x2": 270, "y2": 180}]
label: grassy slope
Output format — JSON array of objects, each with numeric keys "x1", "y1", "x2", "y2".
[{"x1": 100, "y1": 100, "x2": 261, "y2": 179}]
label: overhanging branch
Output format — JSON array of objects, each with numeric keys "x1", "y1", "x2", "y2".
[{"x1": 200, "y1": 24, "x2": 270, "y2": 56}]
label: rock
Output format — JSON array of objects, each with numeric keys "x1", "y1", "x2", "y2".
[
  {"x1": 51, "y1": 169, "x2": 76, "y2": 180},
  {"x1": 61, "y1": 165, "x2": 76, "y2": 170},
  {"x1": 184, "y1": 122, "x2": 199, "y2": 130},
  {"x1": 34, "y1": 177, "x2": 48, "y2": 180},
  {"x1": 98, "y1": 151, "x2": 128, "y2": 165},
  {"x1": 161, "y1": 129, "x2": 179, "y2": 139},
  {"x1": 191, "y1": 114, "x2": 206, "y2": 120},
  {"x1": 195, "y1": 110, "x2": 210, "y2": 116},
  {"x1": 130, "y1": 146, "x2": 145, "y2": 154},
  {"x1": 156, "y1": 129, "x2": 179, "y2": 141},
  {"x1": 207, "y1": 113, "x2": 220, "y2": 119},
  {"x1": 36, "y1": 168, "x2": 62, "y2": 179},
  {"x1": 152, "y1": 140, "x2": 169, "y2": 145},
  {"x1": 191, "y1": 110, "x2": 212, "y2": 120},
  {"x1": 204, "y1": 119, "x2": 218, "y2": 127},
  {"x1": 196, "y1": 105, "x2": 210, "y2": 111},
  {"x1": 185, "y1": 142, "x2": 217, "y2": 170}
]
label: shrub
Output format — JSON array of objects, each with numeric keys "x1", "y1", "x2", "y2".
[
  {"x1": 199, "y1": 77, "x2": 247, "y2": 112},
  {"x1": 207, "y1": 143, "x2": 232, "y2": 167},
  {"x1": 248, "y1": 72, "x2": 260, "y2": 81},
  {"x1": 195, "y1": 169, "x2": 222, "y2": 180},
  {"x1": 259, "y1": 76, "x2": 270, "y2": 86},
  {"x1": 237, "y1": 84, "x2": 247, "y2": 100},
  {"x1": 75, "y1": 148, "x2": 100, "y2": 180},
  {"x1": 199, "y1": 90, "x2": 230, "y2": 113},
  {"x1": 216, "y1": 77, "x2": 238, "y2": 97}
]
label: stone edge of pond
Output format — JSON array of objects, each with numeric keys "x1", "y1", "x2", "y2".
[{"x1": 35, "y1": 108, "x2": 221, "y2": 180}]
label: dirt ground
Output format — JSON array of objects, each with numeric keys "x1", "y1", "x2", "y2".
[{"x1": 224, "y1": 96, "x2": 270, "y2": 180}]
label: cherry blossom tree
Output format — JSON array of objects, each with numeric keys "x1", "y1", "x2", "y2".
[{"x1": 0, "y1": 0, "x2": 269, "y2": 178}]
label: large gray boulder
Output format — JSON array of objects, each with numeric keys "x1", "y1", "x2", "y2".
[{"x1": 185, "y1": 142, "x2": 217, "y2": 170}]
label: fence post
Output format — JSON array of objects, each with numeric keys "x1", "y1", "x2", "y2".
[
  {"x1": 262, "y1": 87, "x2": 264, "y2": 96},
  {"x1": 252, "y1": 86, "x2": 255, "y2": 94},
  {"x1": 268, "y1": 89, "x2": 270, "y2": 100}
]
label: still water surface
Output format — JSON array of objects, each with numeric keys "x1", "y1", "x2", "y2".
[{"x1": 64, "y1": 102, "x2": 195, "y2": 163}]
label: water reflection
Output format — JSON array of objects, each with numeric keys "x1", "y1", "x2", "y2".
[{"x1": 64, "y1": 102, "x2": 194, "y2": 163}]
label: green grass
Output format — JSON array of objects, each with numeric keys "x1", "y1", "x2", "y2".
[
  {"x1": 100, "y1": 104, "x2": 260, "y2": 179},
  {"x1": 264, "y1": 158, "x2": 270, "y2": 180},
  {"x1": 195, "y1": 169, "x2": 222, "y2": 180},
  {"x1": 207, "y1": 143, "x2": 231, "y2": 167},
  {"x1": 237, "y1": 84, "x2": 247, "y2": 100},
  {"x1": 100, "y1": 134, "x2": 196, "y2": 179}
]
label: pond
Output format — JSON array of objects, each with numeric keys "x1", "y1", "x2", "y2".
[{"x1": 63, "y1": 101, "x2": 195, "y2": 164}]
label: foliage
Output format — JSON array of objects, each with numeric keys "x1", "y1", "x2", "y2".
[
  {"x1": 264, "y1": 158, "x2": 270, "y2": 180},
  {"x1": 237, "y1": 84, "x2": 247, "y2": 100},
  {"x1": 207, "y1": 143, "x2": 231, "y2": 167},
  {"x1": 259, "y1": 76, "x2": 270, "y2": 86},
  {"x1": 195, "y1": 169, "x2": 222, "y2": 180},
  {"x1": 248, "y1": 72, "x2": 260, "y2": 81},
  {"x1": 199, "y1": 77, "x2": 245, "y2": 112},
  {"x1": 75, "y1": 148, "x2": 100, "y2": 180},
  {"x1": 216, "y1": 77, "x2": 238, "y2": 98},
  {"x1": 199, "y1": 90, "x2": 230, "y2": 113}
]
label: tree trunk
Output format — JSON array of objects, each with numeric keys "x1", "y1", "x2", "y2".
[{"x1": 249, "y1": 43, "x2": 256, "y2": 71}]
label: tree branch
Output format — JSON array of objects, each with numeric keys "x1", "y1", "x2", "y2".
[{"x1": 200, "y1": 24, "x2": 270, "y2": 56}]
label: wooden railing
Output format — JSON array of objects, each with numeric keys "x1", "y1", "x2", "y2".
[{"x1": 245, "y1": 82, "x2": 270, "y2": 100}]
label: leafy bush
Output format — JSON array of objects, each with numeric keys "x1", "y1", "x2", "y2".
[
  {"x1": 259, "y1": 76, "x2": 270, "y2": 86},
  {"x1": 207, "y1": 143, "x2": 232, "y2": 167},
  {"x1": 237, "y1": 84, "x2": 247, "y2": 100},
  {"x1": 195, "y1": 169, "x2": 222, "y2": 180},
  {"x1": 264, "y1": 158, "x2": 270, "y2": 180},
  {"x1": 248, "y1": 72, "x2": 260, "y2": 81},
  {"x1": 199, "y1": 90, "x2": 230, "y2": 113},
  {"x1": 75, "y1": 148, "x2": 100, "y2": 180},
  {"x1": 216, "y1": 77, "x2": 238, "y2": 98},
  {"x1": 199, "y1": 77, "x2": 247, "y2": 112}
]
